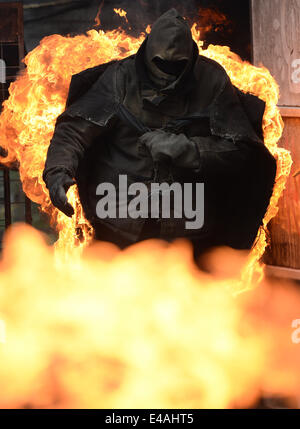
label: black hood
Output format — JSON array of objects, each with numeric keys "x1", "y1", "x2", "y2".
[{"x1": 142, "y1": 9, "x2": 198, "y2": 90}]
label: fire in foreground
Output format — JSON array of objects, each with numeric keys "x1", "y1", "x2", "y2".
[{"x1": 0, "y1": 224, "x2": 299, "y2": 409}]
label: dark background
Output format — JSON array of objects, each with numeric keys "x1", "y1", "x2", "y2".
[{"x1": 0, "y1": 0, "x2": 251, "y2": 60}]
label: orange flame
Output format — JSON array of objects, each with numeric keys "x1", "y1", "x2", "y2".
[
  {"x1": 0, "y1": 223, "x2": 299, "y2": 408},
  {"x1": 0, "y1": 16, "x2": 291, "y2": 289},
  {"x1": 114, "y1": 7, "x2": 129, "y2": 23},
  {"x1": 94, "y1": 0, "x2": 104, "y2": 28},
  {"x1": 193, "y1": 7, "x2": 231, "y2": 40}
]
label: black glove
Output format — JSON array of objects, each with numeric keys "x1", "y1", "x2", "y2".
[
  {"x1": 138, "y1": 129, "x2": 199, "y2": 169},
  {"x1": 0, "y1": 146, "x2": 8, "y2": 158},
  {"x1": 45, "y1": 170, "x2": 75, "y2": 217}
]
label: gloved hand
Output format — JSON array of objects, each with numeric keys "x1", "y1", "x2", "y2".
[
  {"x1": 0, "y1": 146, "x2": 8, "y2": 158},
  {"x1": 138, "y1": 129, "x2": 199, "y2": 169},
  {"x1": 45, "y1": 170, "x2": 75, "y2": 217}
]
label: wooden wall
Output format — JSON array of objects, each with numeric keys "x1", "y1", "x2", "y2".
[
  {"x1": 251, "y1": 0, "x2": 300, "y2": 271},
  {"x1": 252, "y1": 0, "x2": 300, "y2": 107},
  {"x1": 263, "y1": 117, "x2": 300, "y2": 269}
]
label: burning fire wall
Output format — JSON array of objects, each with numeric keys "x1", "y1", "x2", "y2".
[{"x1": 0, "y1": 0, "x2": 299, "y2": 409}]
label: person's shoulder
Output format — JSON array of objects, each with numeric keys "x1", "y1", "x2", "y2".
[
  {"x1": 73, "y1": 59, "x2": 117, "y2": 82},
  {"x1": 195, "y1": 54, "x2": 229, "y2": 82},
  {"x1": 66, "y1": 60, "x2": 118, "y2": 105},
  {"x1": 116, "y1": 54, "x2": 136, "y2": 74},
  {"x1": 190, "y1": 54, "x2": 230, "y2": 107}
]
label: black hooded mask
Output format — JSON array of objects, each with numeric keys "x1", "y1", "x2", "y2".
[
  {"x1": 144, "y1": 9, "x2": 195, "y2": 89},
  {"x1": 134, "y1": 9, "x2": 199, "y2": 111}
]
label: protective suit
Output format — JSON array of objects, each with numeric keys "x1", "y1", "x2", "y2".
[{"x1": 43, "y1": 8, "x2": 276, "y2": 253}]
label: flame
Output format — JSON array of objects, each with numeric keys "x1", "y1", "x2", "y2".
[
  {"x1": 93, "y1": 1, "x2": 104, "y2": 28},
  {"x1": 193, "y1": 7, "x2": 231, "y2": 40},
  {"x1": 0, "y1": 223, "x2": 299, "y2": 408},
  {"x1": 114, "y1": 8, "x2": 129, "y2": 24},
  {"x1": 0, "y1": 14, "x2": 291, "y2": 288}
]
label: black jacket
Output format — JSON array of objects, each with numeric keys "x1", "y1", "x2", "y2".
[{"x1": 43, "y1": 9, "x2": 276, "y2": 249}]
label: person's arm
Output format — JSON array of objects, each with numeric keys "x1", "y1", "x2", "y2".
[
  {"x1": 43, "y1": 115, "x2": 103, "y2": 217},
  {"x1": 138, "y1": 129, "x2": 255, "y2": 175}
]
